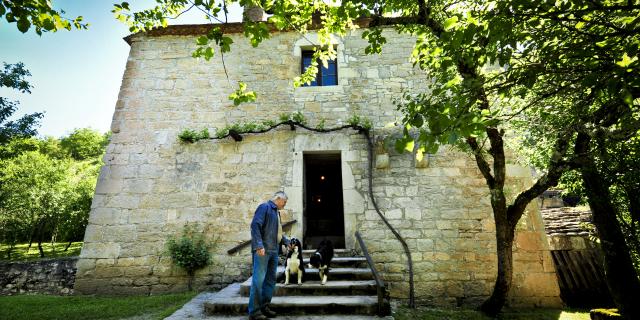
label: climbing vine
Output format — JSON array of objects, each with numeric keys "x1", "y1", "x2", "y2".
[{"x1": 178, "y1": 112, "x2": 373, "y2": 143}]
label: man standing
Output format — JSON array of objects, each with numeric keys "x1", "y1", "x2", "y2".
[{"x1": 249, "y1": 191, "x2": 289, "y2": 320}]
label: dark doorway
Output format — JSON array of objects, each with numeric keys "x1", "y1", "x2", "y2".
[{"x1": 303, "y1": 153, "x2": 345, "y2": 249}]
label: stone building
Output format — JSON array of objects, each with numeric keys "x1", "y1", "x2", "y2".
[{"x1": 74, "y1": 16, "x2": 561, "y2": 307}]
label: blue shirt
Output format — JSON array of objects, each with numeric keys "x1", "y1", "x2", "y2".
[{"x1": 250, "y1": 200, "x2": 289, "y2": 253}]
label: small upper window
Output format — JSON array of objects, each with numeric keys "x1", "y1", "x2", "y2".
[{"x1": 301, "y1": 50, "x2": 337, "y2": 86}]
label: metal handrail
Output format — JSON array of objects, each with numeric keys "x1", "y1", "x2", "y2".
[
  {"x1": 226, "y1": 220, "x2": 297, "y2": 255},
  {"x1": 355, "y1": 231, "x2": 388, "y2": 316}
]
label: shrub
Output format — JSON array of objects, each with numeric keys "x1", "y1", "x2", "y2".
[{"x1": 166, "y1": 225, "x2": 213, "y2": 290}]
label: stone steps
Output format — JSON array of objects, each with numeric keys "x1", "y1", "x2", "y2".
[
  {"x1": 204, "y1": 294, "x2": 380, "y2": 315},
  {"x1": 302, "y1": 249, "x2": 355, "y2": 258},
  {"x1": 276, "y1": 266, "x2": 374, "y2": 281},
  {"x1": 300, "y1": 256, "x2": 367, "y2": 267},
  {"x1": 203, "y1": 250, "x2": 389, "y2": 317},
  {"x1": 240, "y1": 279, "x2": 377, "y2": 296}
]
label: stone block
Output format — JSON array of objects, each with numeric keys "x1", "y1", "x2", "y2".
[
  {"x1": 95, "y1": 259, "x2": 116, "y2": 267},
  {"x1": 95, "y1": 178, "x2": 123, "y2": 194},
  {"x1": 81, "y1": 243, "x2": 120, "y2": 259},
  {"x1": 516, "y1": 231, "x2": 544, "y2": 251},
  {"x1": 445, "y1": 281, "x2": 464, "y2": 296},
  {"x1": 375, "y1": 153, "x2": 389, "y2": 169},
  {"x1": 129, "y1": 209, "x2": 166, "y2": 224},
  {"x1": 385, "y1": 208, "x2": 403, "y2": 219},
  {"x1": 75, "y1": 259, "x2": 96, "y2": 277},
  {"x1": 83, "y1": 225, "x2": 103, "y2": 242},
  {"x1": 73, "y1": 279, "x2": 112, "y2": 295},
  {"x1": 463, "y1": 281, "x2": 490, "y2": 296},
  {"x1": 133, "y1": 277, "x2": 160, "y2": 286},
  {"x1": 102, "y1": 225, "x2": 137, "y2": 242},
  {"x1": 124, "y1": 266, "x2": 153, "y2": 277},
  {"x1": 88, "y1": 208, "x2": 125, "y2": 226},
  {"x1": 107, "y1": 195, "x2": 140, "y2": 209},
  {"x1": 94, "y1": 267, "x2": 125, "y2": 278}
]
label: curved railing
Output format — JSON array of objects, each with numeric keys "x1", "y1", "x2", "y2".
[{"x1": 355, "y1": 230, "x2": 390, "y2": 316}]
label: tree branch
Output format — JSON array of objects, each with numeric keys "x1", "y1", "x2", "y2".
[
  {"x1": 506, "y1": 131, "x2": 575, "y2": 227},
  {"x1": 467, "y1": 137, "x2": 496, "y2": 189}
]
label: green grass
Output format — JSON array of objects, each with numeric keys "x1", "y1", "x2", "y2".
[
  {"x1": 0, "y1": 242, "x2": 83, "y2": 261},
  {"x1": 0, "y1": 292, "x2": 198, "y2": 320},
  {"x1": 393, "y1": 306, "x2": 590, "y2": 320}
]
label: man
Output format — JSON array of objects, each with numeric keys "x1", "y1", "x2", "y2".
[{"x1": 249, "y1": 191, "x2": 290, "y2": 320}]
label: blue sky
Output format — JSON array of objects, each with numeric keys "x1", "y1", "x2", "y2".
[{"x1": 0, "y1": 1, "x2": 242, "y2": 138}]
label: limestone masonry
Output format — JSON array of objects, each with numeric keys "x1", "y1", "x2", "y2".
[{"x1": 75, "y1": 24, "x2": 561, "y2": 307}]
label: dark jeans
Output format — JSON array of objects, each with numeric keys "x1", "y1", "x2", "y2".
[{"x1": 248, "y1": 250, "x2": 278, "y2": 316}]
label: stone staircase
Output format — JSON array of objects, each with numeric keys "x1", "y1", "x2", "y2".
[{"x1": 203, "y1": 249, "x2": 390, "y2": 316}]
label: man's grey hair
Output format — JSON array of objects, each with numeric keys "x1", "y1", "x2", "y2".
[{"x1": 272, "y1": 191, "x2": 288, "y2": 201}]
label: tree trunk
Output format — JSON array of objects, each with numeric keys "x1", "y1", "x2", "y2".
[
  {"x1": 27, "y1": 227, "x2": 36, "y2": 249},
  {"x1": 37, "y1": 239, "x2": 44, "y2": 258},
  {"x1": 577, "y1": 133, "x2": 640, "y2": 320},
  {"x1": 187, "y1": 271, "x2": 194, "y2": 291},
  {"x1": 480, "y1": 206, "x2": 515, "y2": 316},
  {"x1": 625, "y1": 184, "x2": 640, "y2": 226}
]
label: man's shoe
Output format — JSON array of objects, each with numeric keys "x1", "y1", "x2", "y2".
[
  {"x1": 261, "y1": 306, "x2": 277, "y2": 318},
  {"x1": 249, "y1": 313, "x2": 267, "y2": 320}
]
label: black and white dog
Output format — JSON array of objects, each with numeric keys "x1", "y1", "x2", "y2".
[
  {"x1": 284, "y1": 237, "x2": 305, "y2": 285},
  {"x1": 307, "y1": 239, "x2": 334, "y2": 285}
]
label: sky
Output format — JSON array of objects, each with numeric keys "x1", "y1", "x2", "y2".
[{"x1": 0, "y1": 1, "x2": 242, "y2": 138}]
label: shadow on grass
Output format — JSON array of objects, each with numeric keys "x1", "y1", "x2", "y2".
[
  {"x1": 0, "y1": 242, "x2": 83, "y2": 261},
  {"x1": 393, "y1": 306, "x2": 590, "y2": 320},
  {"x1": 0, "y1": 292, "x2": 198, "y2": 320}
]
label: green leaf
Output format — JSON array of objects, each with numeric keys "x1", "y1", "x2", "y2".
[
  {"x1": 405, "y1": 140, "x2": 415, "y2": 153},
  {"x1": 616, "y1": 53, "x2": 638, "y2": 68},
  {"x1": 444, "y1": 16, "x2": 459, "y2": 31},
  {"x1": 395, "y1": 139, "x2": 407, "y2": 154},
  {"x1": 410, "y1": 114, "x2": 424, "y2": 127},
  {"x1": 204, "y1": 47, "x2": 214, "y2": 61},
  {"x1": 229, "y1": 82, "x2": 257, "y2": 106},
  {"x1": 196, "y1": 36, "x2": 209, "y2": 46},
  {"x1": 17, "y1": 18, "x2": 31, "y2": 33}
]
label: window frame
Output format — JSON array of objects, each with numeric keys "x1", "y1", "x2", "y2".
[{"x1": 300, "y1": 50, "x2": 338, "y2": 87}]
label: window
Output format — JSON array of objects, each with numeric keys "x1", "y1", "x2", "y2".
[{"x1": 301, "y1": 50, "x2": 337, "y2": 86}]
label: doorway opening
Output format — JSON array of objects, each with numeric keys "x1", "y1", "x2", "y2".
[{"x1": 303, "y1": 153, "x2": 345, "y2": 249}]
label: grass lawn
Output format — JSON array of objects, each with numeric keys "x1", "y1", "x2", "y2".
[
  {"x1": 0, "y1": 292, "x2": 198, "y2": 320},
  {"x1": 393, "y1": 306, "x2": 591, "y2": 320},
  {"x1": 0, "y1": 242, "x2": 83, "y2": 261}
]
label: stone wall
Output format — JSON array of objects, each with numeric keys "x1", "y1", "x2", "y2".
[
  {"x1": 0, "y1": 258, "x2": 77, "y2": 295},
  {"x1": 75, "y1": 26, "x2": 561, "y2": 307}
]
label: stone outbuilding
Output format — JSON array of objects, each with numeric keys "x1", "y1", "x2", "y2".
[
  {"x1": 540, "y1": 194, "x2": 612, "y2": 307},
  {"x1": 74, "y1": 18, "x2": 561, "y2": 308}
]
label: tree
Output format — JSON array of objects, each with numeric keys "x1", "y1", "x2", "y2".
[
  {"x1": 0, "y1": 131, "x2": 105, "y2": 258},
  {"x1": 60, "y1": 128, "x2": 110, "y2": 161},
  {"x1": 0, "y1": 62, "x2": 43, "y2": 145},
  {"x1": 54, "y1": 160, "x2": 100, "y2": 249},
  {"x1": 0, "y1": 136, "x2": 39, "y2": 160},
  {"x1": 0, "y1": 0, "x2": 87, "y2": 34},
  {"x1": 476, "y1": 1, "x2": 640, "y2": 317},
  {"x1": 0, "y1": 151, "x2": 70, "y2": 258}
]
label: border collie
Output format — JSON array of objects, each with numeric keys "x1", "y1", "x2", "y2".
[
  {"x1": 307, "y1": 239, "x2": 334, "y2": 285},
  {"x1": 284, "y1": 237, "x2": 305, "y2": 285}
]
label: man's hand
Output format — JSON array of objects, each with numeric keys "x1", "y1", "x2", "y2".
[{"x1": 257, "y1": 248, "x2": 265, "y2": 256}]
